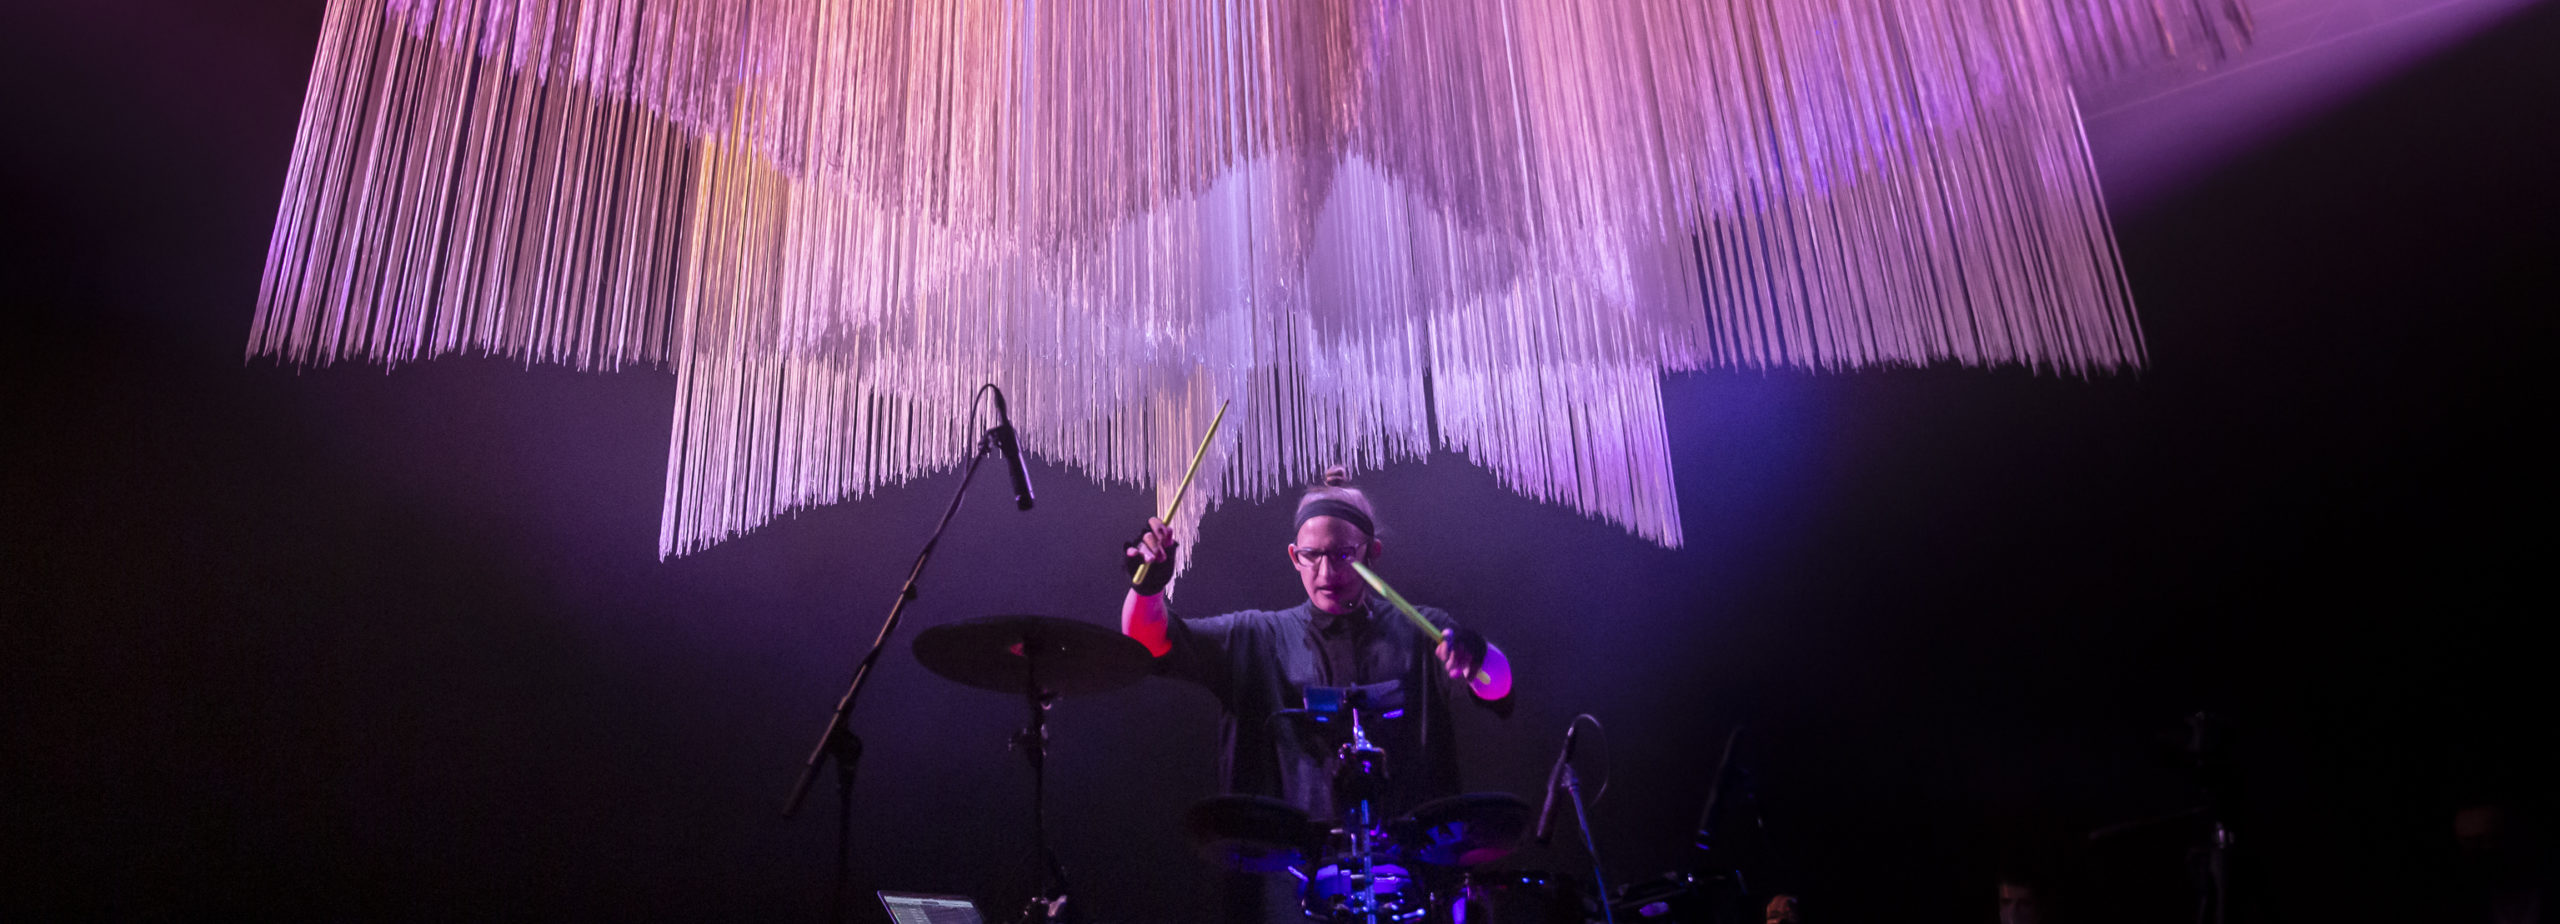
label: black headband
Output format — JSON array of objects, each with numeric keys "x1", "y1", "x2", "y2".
[{"x1": 1294, "y1": 499, "x2": 1375, "y2": 538}]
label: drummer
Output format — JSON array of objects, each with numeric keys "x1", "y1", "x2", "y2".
[{"x1": 1120, "y1": 466, "x2": 1515, "y2": 824}]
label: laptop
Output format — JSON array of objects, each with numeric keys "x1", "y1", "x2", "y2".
[{"x1": 876, "y1": 891, "x2": 985, "y2": 924}]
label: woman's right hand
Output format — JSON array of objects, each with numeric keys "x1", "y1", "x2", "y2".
[
  {"x1": 1129, "y1": 516, "x2": 1176, "y2": 566},
  {"x1": 1125, "y1": 516, "x2": 1179, "y2": 596}
]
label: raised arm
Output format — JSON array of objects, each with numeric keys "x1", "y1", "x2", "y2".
[{"x1": 1120, "y1": 516, "x2": 1177, "y2": 657}]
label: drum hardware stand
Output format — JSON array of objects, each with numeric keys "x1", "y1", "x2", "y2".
[
  {"x1": 1010, "y1": 642, "x2": 1077, "y2": 923},
  {"x1": 2194, "y1": 820, "x2": 2232, "y2": 924},
  {"x1": 2187, "y1": 712, "x2": 2236, "y2": 924},
  {"x1": 1324, "y1": 708, "x2": 1396, "y2": 924},
  {"x1": 2090, "y1": 802, "x2": 2232, "y2": 924},
  {"x1": 903, "y1": 616, "x2": 1145, "y2": 924},
  {"x1": 2086, "y1": 712, "x2": 2238, "y2": 924},
  {"x1": 780, "y1": 391, "x2": 1014, "y2": 924}
]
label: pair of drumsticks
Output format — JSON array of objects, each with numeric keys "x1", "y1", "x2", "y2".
[{"x1": 1135, "y1": 401, "x2": 1468, "y2": 676}]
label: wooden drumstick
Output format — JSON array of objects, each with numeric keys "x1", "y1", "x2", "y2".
[
  {"x1": 1350, "y1": 561, "x2": 1490, "y2": 685},
  {"x1": 1132, "y1": 399, "x2": 1229, "y2": 588}
]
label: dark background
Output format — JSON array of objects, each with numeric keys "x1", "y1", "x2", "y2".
[{"x1": 4, "y1": 2, "x2": 2551, "y2": 921}]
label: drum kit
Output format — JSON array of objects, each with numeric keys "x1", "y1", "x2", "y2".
[
  {"x1": 1185, "y1": 789, "x2": 1585, "y2": 924},
  {"x1": 910, "y1": 614, "x2": 1602, "y2": 924}
]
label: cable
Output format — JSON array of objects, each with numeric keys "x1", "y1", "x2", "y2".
[
  {"x1": 1568, "y1": 713, "x2": 1612, "y2": 807},
  {"x1": 968, "y1": 382, "x2": 994, "y2": 443}
]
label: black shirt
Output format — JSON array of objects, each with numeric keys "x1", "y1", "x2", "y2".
[{"x1": 1156, "y1": 594, "x2": 1505, "y2": 822}]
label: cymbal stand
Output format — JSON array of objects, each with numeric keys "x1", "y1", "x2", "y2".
[
  {"x1": 1013, "y1": 642, "x2": 1075, "y2": 923},
  {"x1": 2189, "y1": 712, "x2": 2236, "y2": 924},
  {"x1": 2086, "y1": 712, "x2": 2238, "y2": 924}
]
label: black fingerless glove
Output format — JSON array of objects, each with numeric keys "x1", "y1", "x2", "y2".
[
  {"x1": 1442, "y1": 625, "x2": 1489, "y2": 665},
  {"x1": 1123, "y1": 534, "x2": 1179, "y2": 596}
]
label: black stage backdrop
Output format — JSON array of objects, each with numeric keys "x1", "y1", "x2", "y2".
[{"x1": 4, "y1": 3, "x2": 2552, "y2": 921}]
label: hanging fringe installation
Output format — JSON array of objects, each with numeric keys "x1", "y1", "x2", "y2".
[{"x1": 252, "y1": 0, "x2": 2250, "y2": 561}]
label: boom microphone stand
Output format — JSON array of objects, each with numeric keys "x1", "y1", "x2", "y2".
[{"x1": 780, "y1": 387, "x2": 1014, "y2": 924}]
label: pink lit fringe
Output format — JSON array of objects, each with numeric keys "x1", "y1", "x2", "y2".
[{"x1": 251, "y1": 0, "x2": 2250, "y2": 561}]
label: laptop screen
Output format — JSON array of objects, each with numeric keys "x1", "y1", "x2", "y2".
[{"x1": 876, "y1": 891, "x2": 984, "y2": 924}]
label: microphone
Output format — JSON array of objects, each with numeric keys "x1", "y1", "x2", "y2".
[
  {"x1": 1533, "y1": 719, "x2": 1581, "y2": 845},
  {"x1": 987, "y1": 387, "x2": 1035, "y2": 511}
]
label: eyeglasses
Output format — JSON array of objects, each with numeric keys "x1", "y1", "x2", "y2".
[{"x1": 1289, "y1": 544, "x2": 1366, "y2": 568}]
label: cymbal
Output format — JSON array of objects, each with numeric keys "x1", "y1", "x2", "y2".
[
  {"x1": 1387, "y1": 792, "x2": 1534, "y2": 867},
  {"x1": 909, "y1": 614, "x2": 1153, "y2": 697},
  {"x1": 1185, "y1": 795, "x2": 1321, "y2": 873}
]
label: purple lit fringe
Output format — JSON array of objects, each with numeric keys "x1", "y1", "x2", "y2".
[{"x1": 251, "y1": 0, "x2": 2249, "y2": 560}]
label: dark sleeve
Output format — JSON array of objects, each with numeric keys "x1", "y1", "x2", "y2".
[
  {"x1": 1155, "y1": 610, "x2": 1247, "y2": 707},
  {"x1": 1422, "y1": 606, "x2": 1514, "y2": 715}
]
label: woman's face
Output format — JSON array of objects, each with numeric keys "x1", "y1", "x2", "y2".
[{"x1": 1288, "y1": 515, "x2": 1377, "y2": 615}]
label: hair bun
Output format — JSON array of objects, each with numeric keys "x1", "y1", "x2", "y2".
[{"x1": 1321, "y1": 465, "x2": 1352, "y2": 487}]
